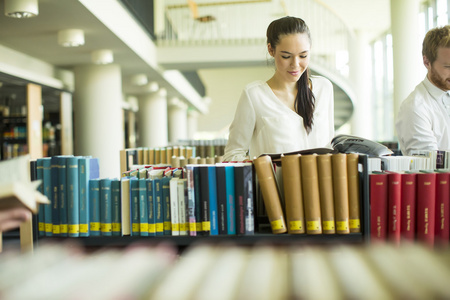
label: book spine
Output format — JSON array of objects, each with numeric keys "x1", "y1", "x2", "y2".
[
  {"x1": 300, "y1": 154, "x2": 322, "y2": 234},
  {"x1": 225, "y1": 166, "x2": 236, "y2": 235},
  {"x1": 199, "y1": 166, "x2": 211, "y2": 236},
  {"x1": 186, "y1": 165, "x2": 197, "y2": 236},
  {"x1": 400, "y1": 173, "x2": 417, "y2": 241},
  {"x1": 67, "y1": 157, "x2": 80, "y2": 237},
  {"x1": 170, "y1": 178, "x2": 180, "y2": 236},
  {"x1": 387, "y1": 172, "x2": 401, "y2": 245},
  {"x1": 216, "y1": 166, "x2": 228, "y2": 235},
  {"x1": 89, "y1": 178, "x2": 101, "y2": 236},
  {"x1": 161, "y1": 177, "x2": 172, "y2": 235},
  {"x1": 130, "y1": 178, "x2": 140, "y2": 236},
  {"x1": 111, "y1": 179, "x2": 121, "y2": 236},
  {"x1": 138, "y1": 178, "x2": 148, "y2": 236},
  {"x1": 194, "y1": 167, "x2": 202, "y2": 234},
  {"x1": 178, "y1": 179, "x2": 188, "y2": 236},
  {"x1": 370, "y1": 173, "x2": 388, "y2": 242},
  {"x1": 416, "y1": 172, "x2": 436, "y2": 247},
  {"x1": 234, "y1": 165, "x2": 246, "y2": 235},
  {"x1": 155, "y1": 178, "x2": 164, "y2": 236},
  {"x1": 208, "y1": 166, "x2": 219, "y2": 236},
  {"x1": 347, "y1": 153, "x2": 361, "y2": 233},
  {"x1": 50, "y1": 156, "x2": 60, "y2": 236},
  {"x1": 36, "y1": 158, "x2": 45, "y2": 236},
  {"x1": 147, "y1": 179, "x2": 156, "y2": 236},
  {"x1": 243, "y1": 164, "x2": 255, "y2": 235},
  {"x1": 331, "y1": 153, "x2": 350, "y2": 234},
  {"x1": 253, "y1": 156, "x2": 287, "y2": 234},
  {"x1": 435, "y1": 172, "x2": 449, "y2": 246},
  {"x1": 42, "y1": 158, "x2": 53, "y2": 236},
  {"x1": 78, "y1": 157, "x2": 89, "y2": 237},
  {"x1": 281, "y1": 154, "x2": 305, "y2": 234},
  {"x1": 100, "y1": 178, "x2": 112, "y2": 236},
  {"x1": 58, "y1": 156, "x2": 69, "y2": 236},
  {"x1": 316, "y1": 154, "x2": 335, "y2": 234},
  {"x1": 120, "y1": 177, "x2": 131, "y2": 236}
]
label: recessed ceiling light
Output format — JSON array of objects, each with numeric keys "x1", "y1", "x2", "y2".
[{"x1": 4, "y1": 0, "x2": 38, "y2": 18}]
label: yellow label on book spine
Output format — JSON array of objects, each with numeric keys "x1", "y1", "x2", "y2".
[
  {"x1": 148, "y1": 224, "x2": 156, "y2": 233},
  {"x1": 38, "y1": 223, "x2": 44, "y2": 231},
  {"x1": 132, "y1": 223, "x2": 139, "y2": 233},
  {"x1": 112, "y1": 223, "x2": 121, "y2": 232},
  {"x1": 322, "y1": 221, "x2": 335, "y2": 231},
  {"x1": 349, "y1": 219, "x2": 361, "y2": 229},
  {"x1": 307, "y1": 221, "x2": 320, "y2": 231},
  {"x1": 45, "y1": 223, "x2": 52, "y2": 233},
  {"x1": 271, "y1": 219, "x2": 285, "y2": 230},
  {"x1": 79, "y1": 224, "x2": 88, "y2": 234},
  {"x1": 336, "y1": 221, "x2": 349, "y2": 231},
  {"x1": 172, "y1": 223, "x2": 180, "y2": 231},
  {"x1": 196, "y1": 222, "x2": 202, "y2": 231},
  {"x1": 202, "y1": 221, "x2": 211, "y2": 231},
  {"x1": 180, "y1": 223, "x2": 187, "y2": 231},
  {"x1": 189, "y1": 222, "x2": 197, "y2": 233},
  {"x1": 52, "y1": 225, "x2": 61, "y2": 234},
  {"x1": 156, "y1": 223, "x2": 164, "y2": 233},
  {"x1": 164, "y1": 222, "x2": 171, "y2": 231},
  {"x1": 289, "y1": 220, "x2": 303, "y2": 231},
  {"x1": 60, "y1": 224, "x2": 68, "y2": 234},
  {"x1": 90, "y1": 222, "x2": 100, "y2": 231},
  {"x1": 140, "y1": 223, "x2": 148, "y2": 232},
  {"x1": 69, "y1": 224, "x2": 79, "y2": 234},
  {"x1": 101, "y1": 224, "x2": 112, "y2": 233}
]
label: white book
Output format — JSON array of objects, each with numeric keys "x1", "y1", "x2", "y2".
[
  {"x1": 177, "y1": 178, "x2": 188, "y2": 236},
  {"x1": 169, "y1": 178, "x2": 180, "y2": 236}
]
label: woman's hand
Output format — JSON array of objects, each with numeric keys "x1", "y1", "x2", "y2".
[{"x1": 0, "y1": 207, "x2": 32, "y2": 232}]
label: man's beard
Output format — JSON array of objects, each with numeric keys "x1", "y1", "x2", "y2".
[{"x1": 429, "y1": 66, "x2": 450, "y2": 91}]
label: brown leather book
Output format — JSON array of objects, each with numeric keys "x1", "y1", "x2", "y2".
[
  {"x1": 317, "y1": 153, "x2": 336, "y2": 234},
  {"x1": 347, "y1": 153, "x2": 361, "y2": 233},
  {"x1": 332, "y1": 153, "x2": 350, "y2": 234},
  {"x1": 253, "y1": 155, "x2": 287, "y2": 234},
  {"x1": 281, "y1": 154, "x2": 305, "y2": 234},
  {"x1": 300, "y1": 154, "x2": 322, "y2": 234}
]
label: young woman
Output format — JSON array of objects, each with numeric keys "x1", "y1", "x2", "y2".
[{"x1": 222, "y1": 16, "x2": 334, "y2": 162}]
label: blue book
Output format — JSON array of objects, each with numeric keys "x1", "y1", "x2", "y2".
[
  {"x1": 78, "y1": 157, "x2": 90, "y2": 237},
  {"x1": 207, "y1": 166, "x2": 219, "y2": 236},
  {"x1": 138, "y1": 178, "x2": 148, "y2": 236},
  {"x1": 161, "y1": 177, "x2": 172, "y2": 235},
  {"x1": 216, "y1": 166, "x2": 228, "y2": 235},
  {"x1": 154, "y1": 178, "x2": 164, "y2": 236},
  {"x1": 50, "y1": 156, "x2": 60, "y2": 236},
  {"x1": 67, "y1": 156, "x2": 81, "y2": 237},
  {"x1": 57, "y1": 156, "x2": 71, "y2": 237},
  {"x1": 225, "y1": 165, "x2": 236, "y2": 235},
  {"x1": 42, "y1": 157, "x2": 53, "y2": 236},
  {"x1": 89, "y1": 178, "x2": 101, "y2": 236},
  {"x1": 199, "y1": 166, "x2": 211, "y2": 236},
  {"x1": 100, "y1": 178, "x2": 112, "y2": 236},
  {"x1": 36, "y1": 158, "x2": 45, "y2": 236},
  {"x1": 130, "y1": 178, "x2": 140, "y2": 236},
  {"x1": 193, "y1": 167, "x2": 202, "y2": 234},
  {"x1": 111, "y1": 179, "x2": 121, "y2": 236},
  {"x1": 146, "y1": 179, "x2": 156, "y2": 236}
]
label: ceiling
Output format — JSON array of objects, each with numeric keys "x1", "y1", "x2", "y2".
[{"x1": 0, "y1": 0, "x2": 391, "y2": 112}]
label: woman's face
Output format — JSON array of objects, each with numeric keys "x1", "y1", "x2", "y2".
[{"x1": 268, "y1": 32, "x2": 311, "y2": 84}]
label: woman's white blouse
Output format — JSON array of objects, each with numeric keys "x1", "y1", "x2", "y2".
[{"x1": 223, "y1": 75, "x2": 335, "y2": 161}]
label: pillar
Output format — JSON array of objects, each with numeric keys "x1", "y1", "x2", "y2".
[
  {"x1": 168, "y1": 97, "x2": 188, "y2": 144},
  {"x1": 187, "y1": 108, "x2": 199, "y2": 140},
  {"x1": 138, "y1": 88, "x2": 169, "y2": 148},
  {"x1": 73, "y1": 64, "x2": 124, "y2": 178}
]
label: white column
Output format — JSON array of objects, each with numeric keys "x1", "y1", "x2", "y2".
[
  {"x1": 168, "y1": 97, "x2": 188, "y2": 144},
  {"x1": 391, "y1": 0, "x2": 424, "y2": 124},
  {"x1": 138, "y1": 88, "x2": 169, "y2": 148},
  {"x1": 187, "y1": 109, "x2": 199, "y2": 140},
  {"x1": 349, "y1": 30, "x2": 373, "y2": 139},
  {"x1": 73, "y1": 64, "x2": 124, "y2": 178}
]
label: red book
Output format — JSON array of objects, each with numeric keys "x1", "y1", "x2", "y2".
[
  {"x1": 416, "y1": 172, "x2": 436, "y2": 247},
  {"x1": 387, "y1": 172, "x2": 401, "y2": 246},
  {"x1": 370, "y1": 173, "x2": 388, "y2": 243},
  {"x1": 435, "y1": 171, "x2": 449, "y2": 247},
  {"x1": 400, "y1": 172, "x2": 417, "y2": 242}
]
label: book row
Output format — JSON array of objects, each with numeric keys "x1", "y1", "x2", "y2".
[
  {"x1": 254, "y1": 152, "x2": 362, "y2": 235},
  {"x1": 370, "y1": 170, "x2": 450, "y2": 247},
  {"x1": 2, "y1": 242, "x2": 449, "y2": 299}
]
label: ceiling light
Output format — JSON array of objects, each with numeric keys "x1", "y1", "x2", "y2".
[
  {"x1": 91, "y1": 49, "x2": 114, "y2": 64},
  {"x1": 58, "y1": 29, "x2": 85, "y2": 47},
  {"x1": 5, "y1": 0, "x2": 38, "y2": 18},
  {"x1": 131, "y1": 74, "x2": 148, "y2": 86}
]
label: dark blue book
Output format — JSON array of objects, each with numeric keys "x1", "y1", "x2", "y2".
[
  {"x1": 193, "y1": 167, "x2": 202, "y2": 234},
  {"x1": 130, "y1": 178, "x2": 140, "y2": 236},
  {"x1": 199, "y1": 166, "x2": 211, "y2": 236},
  {"x1": 161, "y1": 177, "x2": 172, "y2": 235},
  {"x1": 57, "y1": 156, "x2": 72, "y2": 237},
  {"x1": 138, "y1": 178, "x2": 149, "y2": 236},
  {"x1": 216, "y1": 166, "x2": 228, "y2": 235},
  {"x1": 36, "y1": 158, "x2": 45, "y2": 236},
  {"x1": 89, "y1": 178, "x2": 101, "y2": 236},
  {"x1": 50, "y1": 156, "x2": 60, "y2": 236},
  {"x1": 207, "y1": 166, "x2": 219, "y2": 236},
  {"x1": 234, "y1": 163, "x2": 254, "y2": 235},
  {"x1": 42, "y1": 157, "x2": 53, "y2": 236},
  {"x1": 154, "y1": 178, "x2": 164, "y2": 236},
  {"x1": 111, "y1": 178, "x2": 121, "y2": 236},
  {"x1": 146, "y1": 178, "x2": 155, "y2": 236},
  {"x1": 100, "y1": 178, "x2": 113, "y2": 236},
  {"x1": 67, "y1": 156, "x2": 81, "y2": 237},
  {"x1": 78, "y1": 157, "x2": 93, "y2": 237}
]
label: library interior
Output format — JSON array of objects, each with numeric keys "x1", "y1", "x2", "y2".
[{"x1": 1, "y1": 0, "x2": 450, "y2": 299}]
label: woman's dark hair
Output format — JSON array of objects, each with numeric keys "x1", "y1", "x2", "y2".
[{"x1": 267, "y1": 16, "x2": 315, "y2": 133}]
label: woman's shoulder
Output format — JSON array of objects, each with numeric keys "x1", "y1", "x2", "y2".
[{"x1": 244, "y1": 80, "x2": 267, "y2": 91}]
